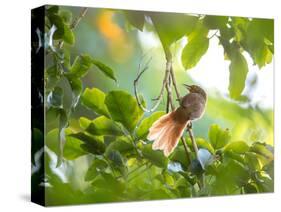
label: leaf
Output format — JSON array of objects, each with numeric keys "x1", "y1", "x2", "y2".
[
  {"x1": 244, "y1": 183, "x2": 259, "y2": 194},
  {"x1": 249, "y1": 142, "x2": 274, "y2": 162},
  {"x1": 105, "y1": 136, "x2": 134, "y2": 156},
  {"x1": 136, "y1": 111, "x2": 165, "y2": 139},
  {"x1": 105, "y1": 90, "x2": 144, "y2": 133},
  {"x1": 228, "y1": 51, "x2": 249, "y2": 99},
  {"x1": 85, "y1": 159, "x2": 108, "y2": 181},
  {"x1": 124, "y1": 11, "x2": 145, "y2": 31},
  {"x1": 47, "y1": 86, "x2": 63, "y2": 108},
  {"x1": 79, "y1": 117, "x2": 92, "y2": 129},
  {"x1": 69, "y1": 132, "x2": 106, "y2": 155},
  {"x1": 149, "y1": 12, "x2": 198, "y2": 49},
  {"x1": 92, "y1": 59, "x2": 117, "y2": 82},
  {"x1": 213, "y1": 159, "x2": 249, "y2": 194},
  {"x1": 208, "y1": 124, "x2": 231, "y2": 149},
  {"x1": 203, "y1": 15, "x2": 229, "y2": 29},
  {"x1": 60, "y1": 10, "x2": 72, "y2": 23},
  {"x1": 46, "y1": 129, "x2": 86, "y2": 160},
  {"x1": 65, "y1": 75, "x2": 82, "y2": 109},
  {"x1": 57, "y1": 109, "x2": 68, "y2": 167},
  {"x1": 46, "y1": 65, "x2": 60, "y2": 91},
  {"x1": 142, "y1": 144, "x2": 168, "y2": 168},
  {"x1": 63, "y1": 24, "x2": 75, "y2": 45},
  {"x1": 245, "y1": 152, "x2": 263, "y2": 171},
  {"x1": 241, "y1": 19, "x2": 274, "y2": 69},
  {"x1": 48, "y1": 14, "x2": 65, "y2": 40},
  {"x1": 186, "y1": 137, "x2": 215, "y2": 154},
  {"x1": 196, "y1": 138, "x2": 215, "y2": 154},
  {"x1": 170, "y1": 146, "x2": 190, "y2": 170},
  {"x1": 47, "y1": 6, "x2": 59, "y2": 14},
  {"x1": 85, "y1": 116, "x2": 123, "y2": 136},
  {"x1": 181, "y1": 36, "x2": 209, "y2": 70},
  {"x1": 81, "y1": 88, "x2": 110, "y2": 117},
  {"x1": 108, "y1": 150, "x2": 128, "y2": 177},
  {"x1": 69, "y1": 54, "x2": 93, "y2": 78},
  {"x1": 224, "y1": 141, "x2": 249, "y2": 154},
  {"x1": 62, "y1": 135, "x2": 87, "y2": 160}
]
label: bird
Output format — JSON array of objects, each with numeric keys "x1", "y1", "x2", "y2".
[{"x1": 147, "y1": 84, "x2": 207, "y2": 157}]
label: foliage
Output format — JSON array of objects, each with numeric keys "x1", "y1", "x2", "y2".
[{"x1": 32, "y1": 6, "x2": 274, "y2": 205}]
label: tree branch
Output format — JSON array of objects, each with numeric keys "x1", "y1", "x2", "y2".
[
  {"x1": 134, "y1": 59, "x2": 171, "y2": 113},
  {"x1": 169, "y1": 59, "x2": 199, "y2": 162}
]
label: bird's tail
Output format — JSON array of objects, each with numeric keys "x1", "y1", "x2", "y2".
[{"x1": 147, "y1": 110, "x2": 189, "y2": 157}]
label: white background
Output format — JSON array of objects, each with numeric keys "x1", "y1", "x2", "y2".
[{"x1": 0, "y1": 0, "x2": 280, "y2": 211}]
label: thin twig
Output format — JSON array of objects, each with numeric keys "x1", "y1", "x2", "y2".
[
  {"x1": 165, "y1": 62, "x2": 192, "y2": 165},
  {"x1": 169, "y1": 63, "x2": 199, "y2": 161},
  {"x1": 170, "y1": 66, "x2": 181, "y2": 101},
  {"x1": 187, "y1": 126, "x2": 199, "y2": 158},
  {"x1": 134, "y1": 59, "x2": 171, "y2": 112},
  {"x1": 208, "y1": 30, "x2": 219, "y2": 40}
]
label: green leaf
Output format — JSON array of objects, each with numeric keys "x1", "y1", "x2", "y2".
[
  {"x1": 48, "y1": 14, "x2": 65, "y2": 40},
  {"x1": 105, "y1": 136, "x2": 134, "y2": 156},
  {"x1": 241, "y1": 19, "x2": 274, "y2": 69},
  {"x1": 185, "y1": 137, "x2": 215, "y2": 154},
  {"x1": 65, "y1": 75, "x2": 82, "y2": 109},
  {"x1": 224, "y1": 141, "x2": 249, "y2": 154},
  {"x1": 208, "y1": 124, "x2": 231, "y2": 149},
  {"x1": 46, "y1": 129, "x2": 87, "y2": 160},
  {"x1": 124, "y1": 11, "x2": 145, "y2": 31},
  {"x1": 203, "y1": 15, "x2": 229, "y2": 29},
  {"x1": 245, "y1": 152, "x2": 263, "y2": 171},
  {"x1": 63, "y1": 25, "x2": 75, "y2": 45},
  {"x1": 47, "y1": 6, "x2": 59, "y2": 14},
  {"x1": 48, "y1": 86, "x2": 63, "y2": 108},
  {"x1": 212, "y1": 159, "x2": 249, "y2": 194},
  {"x1": 170, "y1": 146, "x2": 190, "y2": 170},
  {"x1": 79, "y1": 117, "x2": 91, "y2": 129},
  {"x1": 85, "y1": 116, "x2": 123, "y2": 136},
  {"x1": 70, "y1": 132, "x2": 106, "y2": 155},
  {"x1": 136, "y1": 111, "x2": 165, "y2": 139},
  {"x1": 46, "y1": 65, "x2": 60, "y2": 91},
  {"x1": 244, "y1": 183, "x2": 259, "y2": 194},
  {"x1": 108, "y1": 150, "x2": 128, "y2": 177},
  {"x1": 142, "y1": 144, "x2": 168, "y2": 168},
  {"x1": 57, "y1": 109, "x2": 68, "y2": 167},
  {"x1": 85, "y1": 159, "x2": 108, "y2": 181},
  {"x1": 107, "y1": 150, "x2": 125, "y2": 168},
  {"x1": 105, "y1": 90, "x2": 144, "y2": 133},
  {"x1": 249, "y1": 142, "x2": 274, "y2": 162},
  {"x1": 69, "y1": 54, "x2": 93, "y2": 78},
  {"x1": 228, "y1": 51, "x2": 249, "y2": 99},
  {"x1": 181, "y1": 36, "x2": 209, "y2": 70},
  {"x1": 92, "y1": 59, "x2": 117, "y2": 82},
  {"x1": 195, "y1": 138, "x2": 215, "y2": 154},
  {"x1": 60, "y1": 10, "x2": 72, "y2": 23},
  {"x1": 149, "y1": 12, "x2": 198, "y2": 49},
  {"x1": 81, "y1": 88, "x2": 110, "y2": 117}
]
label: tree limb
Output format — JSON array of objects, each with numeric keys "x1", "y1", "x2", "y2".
[{"x1": 134, "y1": 59, "x2": 171, "y2": 113}]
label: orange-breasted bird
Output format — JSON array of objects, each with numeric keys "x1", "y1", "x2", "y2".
[{"x1": 147, "y1": 85, "x2": 207, "y2": 157}]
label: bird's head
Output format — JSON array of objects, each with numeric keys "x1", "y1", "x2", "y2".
[{"x1": 184, "y1": 84, "x2": 207, "y2": 100}]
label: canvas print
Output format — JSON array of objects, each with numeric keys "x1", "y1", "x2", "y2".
[{"x1": 31, "y1": 5, "x2": 274, "y2": 206}]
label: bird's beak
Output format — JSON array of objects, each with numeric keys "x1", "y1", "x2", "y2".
[{"x1": 183, "y1": 84, "x2": 192, "y2": 90}]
